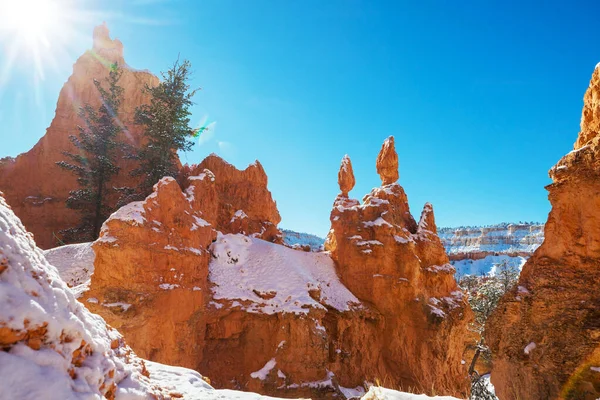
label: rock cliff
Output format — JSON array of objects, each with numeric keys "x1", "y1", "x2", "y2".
[
  {"x1": 325, "y1": 136, "x2": 473, "y2": 396},
  {"x1": 0, "y1": 24, "x2": 159, "y2": 249},
  {"x1": 486, "y1": 64, "x2": 600, "y2": 400}
]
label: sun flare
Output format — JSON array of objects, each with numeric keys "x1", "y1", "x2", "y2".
[
  {"x1": 0, "y1": 0, "x2": 91, "y2": 86},
  {"x1": 1, "y1": 0, "x2": 62, "y2": 45}
]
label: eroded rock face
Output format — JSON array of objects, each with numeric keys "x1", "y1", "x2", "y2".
[
  {"x1": 0, "y1": 24, "x2": 159, "y2": 249},
  {"x1": 325, "y1": 144, "x2": 473, "y2": 396},
  {"x1": 486, "y1": 64, "x2": 600, "y2": 400},
  {"x1": 85, "y1": 177, "x2": 216, "y2": 368},
  {"x1": 181, "y1": 154, "x2": 282, "y2": 243}
]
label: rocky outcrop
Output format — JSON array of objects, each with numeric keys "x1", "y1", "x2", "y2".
[
  {"x1": 81, "y1": 146, "x2": 471, "y2": 398},
  {"x1": 325, "y1": 138, "x2": 473, "y2": 396},
  {"x1": 0, "y1": 24, "x2": 159, "y2": 249},
  {"x1": 181, "y1": 154, "x2": 282, "y2": 243},
  {"x1": 486, "y1": 64, "x2": 600, "y2": 400},
  {"x1": 85, "y1": 176, "x2": 216, "y2": 368},
  {"x1": 85, "y1": 168, "x2": 369, "y2": 398}
]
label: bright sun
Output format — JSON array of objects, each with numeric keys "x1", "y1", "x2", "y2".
[
  {"x1": 0, "y1": 0, "x2": 88, "y2": 86},
  {"x1": 1, "y1": 0, "x2": 62, "y2": 44}
]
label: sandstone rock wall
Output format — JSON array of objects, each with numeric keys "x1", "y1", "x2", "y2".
[
  {"x1": 486, "y1": 64, "x2": 600, "y2": 400},
  {"x1": 0, "y1": 24, "x2": 159, "y2": 249}
]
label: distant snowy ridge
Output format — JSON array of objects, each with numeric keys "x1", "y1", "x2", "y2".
[
  {"x1": 281, "y1": 229, "x2": 325, "y2": 251},
  {"x1": 438, "y1": 222, "x2": 544, "y2": 256},
  {"x1": 438, "y1": 222, "x2": 544, "y2": 276}
]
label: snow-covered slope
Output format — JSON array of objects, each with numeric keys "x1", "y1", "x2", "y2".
[
  {"x1": 281, "y1": 229, "x2": 325, "y2": 251},
  {"x1": 210, "y1": 233, "x2": 361, "y2": 314},
  {"x1": 43, "y1": 242, "x2": 94, "y2": 298},
  {"x1": 438, "y1": 223, "x2": 544, "y2": 276}
]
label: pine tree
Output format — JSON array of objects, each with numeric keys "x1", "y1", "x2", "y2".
[
  {"x1": 133, "y1": 57, "x2": 198, "y2": 195},
  {"x1": 57, "y1": 63, "x2": 125, "y2": 243}
]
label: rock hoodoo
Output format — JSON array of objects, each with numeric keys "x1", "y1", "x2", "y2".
[
  {"x1": 375, "y1": 136, "x2": 399, "y2": 185},
  {"x1": 486, "y1": 64, "x2": 600, "y2": 400},
  {"x1": 338, "y1": 155, "x2": 355, "y2": 196},
  {"x1": 0, "y1": 24, "x2": 159, "y2": 249},
  {"x1": 325, "y1": 139, "x2": 473, "y2": 396}
]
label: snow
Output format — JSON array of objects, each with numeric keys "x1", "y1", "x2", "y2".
[
  {"x1": 192, "y1": 215, "x2": 210, "y2": 229},
  {"x1": 590, "y1": 367, "x2": 600, "y2": 372},
  {"x1": 361, "y1": 386, "x2": 461, "y2": 400},
  {"x1": 209, "y1": 233, "x2": 362, "y2": 314},
  {"x1": 524, "y1": 342, "x2": 537, "y2": 355},
  {"x1": 124, "y1": 360, "x2": 282, "y2": 400},
  {"x1": 394, "y1": 235, "x2": 411, "y2": 244},
  {"x1": 231, "y1": 210, "x2": 249, "y2": 223},
  {"x1": 158, "y1": 283, "x2": 180, "y2": 290},
  {"x1": 363, "y1": 217, "x2": 393, "y2": 228},
  {"x1": 43, "y1": 242, "x2": 95, "y2": 298},
  {"x1": 103, "y1": 302, "x2": 132, "y2": 311},
  {"x1": 425, "y1": 264, "x2": 455, "y2": 274},
  {"x1": 339, "y1": 385, "x2": 366, "y2": 399},
  {"x1": 250, "y1": 358, "x2": 277, "y2": 380},
  {"x1": 450, "y1": 255, "x2": 527, "y2": 277},
  {"x1": 0, "y1": 194, "x2": 151, "y2": 399},
  {"x1": 356, "y1": 240, "x2": 384, "y2": 246},
  {"x1": 109, "y1": 201, "x2": 146, "y2": 226}
]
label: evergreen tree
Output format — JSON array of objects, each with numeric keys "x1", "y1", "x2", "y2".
[
  {"x1": 57, "y1": 63, "x2": 125, "y2": 242},
  {"x1": 133, "y1": 57, "x2": 198, "y2": 195}
]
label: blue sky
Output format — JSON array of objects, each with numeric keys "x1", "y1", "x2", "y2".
[{"x1": 1, "y1": 0, "x2": 599, "y2": 237}]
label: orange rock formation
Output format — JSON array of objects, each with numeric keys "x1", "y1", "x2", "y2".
[
  {"x1": 181, "y1": 154, "x2": 282, "y2": 243},
  {"x1": 486, "y1": 64, "x2": 600, "y2": 400},
  {"x1": 86, "y1": 176, "x2": 216, "y2": 367},
  {"x1": 84, "y1": 146, "x2": 471, "y2": 398},
  {"x1": 338, "y1": 155, "x2": 355, "y2": 196},
  {"x1": 0, "y1": 24, "x2": 158, "y2": 249},
  {"x1": 325, "y1": 138, "x2": 473, "y2": 396}
]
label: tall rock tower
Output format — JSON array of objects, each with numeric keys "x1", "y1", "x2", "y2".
[{"x1": 0, "y1": 23, "x2": 159, "y2": 248}]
